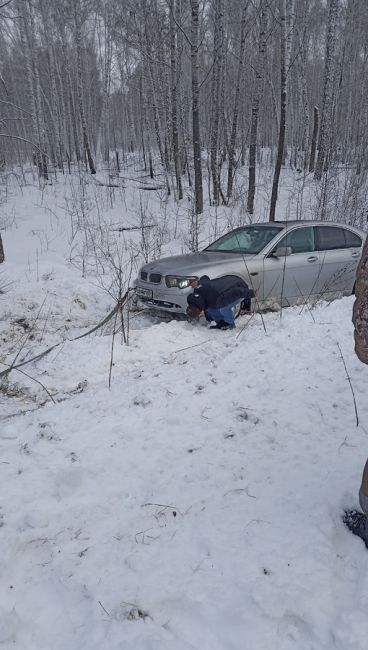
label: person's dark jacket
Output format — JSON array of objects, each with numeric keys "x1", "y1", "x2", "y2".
[
  {"x1": 353, "y1": 235, "x2": 368, "y2": 365},
  {"x1": 187, "y1": 275, "x2": 254, "y2": 312}
]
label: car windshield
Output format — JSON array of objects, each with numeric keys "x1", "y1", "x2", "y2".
[{"x1": 205, "y1": 226, "x2": 282, "y2": 254}]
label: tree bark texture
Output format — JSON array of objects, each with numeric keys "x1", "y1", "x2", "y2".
[
  {"x1": 353, "y1": 235, "x2": 368, "y2": 364},
  {"x1": 190, "y1": 0, "x2": 203, "y2": 215},
  {"x1": 75, "y1": 1, "x2": 96, "y2": 174},
  {"x1": 210, "y1": 0, "x2": 224, "y2": 205},
  {"x1": 269, "y1": 0, "x2": 287, "y2": 222},
  {"x1": 170, "y1": 0, "x2": 183, "y2": 200},
  {"x1": 314, "y1": 0, "x2": 339, "y2": 180},
  {"x1": 309, "y1": 106, "x2": 319, "y2": 172},
  {"x1": 227, "y1": 0, "x2": 248, "y2": 201},
  {"x1": 247, "y1": 0, "x2": 267, "y2": 214}
]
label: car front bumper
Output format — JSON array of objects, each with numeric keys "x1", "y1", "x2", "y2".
[{"x1": 133, "y1": 278, "x2": 190, "y2": 314}]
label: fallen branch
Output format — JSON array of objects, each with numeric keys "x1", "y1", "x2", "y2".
[
  {"x1": 0, "y1": 292, "x2": 131, "y2": 382},
  {"x1": 111, "y1": 225, "x2": 155, "y2": 232},
  {"x1": 0, "y1": 361, "x2": 56, "y2": 403}
]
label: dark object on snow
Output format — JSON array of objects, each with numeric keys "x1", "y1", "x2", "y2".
[
  {"x1": 0, "y1": 233, "x2": 4, "y2": 263},
  {"x1": 343, "y1": 510, "x2": 368, "y2": 549},
  {"x1": 209, "y1": 320, "x2": 234, "y2": 330}
]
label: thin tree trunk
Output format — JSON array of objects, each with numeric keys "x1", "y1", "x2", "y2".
[
  {"x1": 247, "y1": 0, "x2": 267, "y2": 214},
  {"x1": 190, "y1": 0, "x2": 203, "y2": 215},
  {"x1": 314, "y1": 0, "x2": 339, "y2": 180},
  {"x1": 269, "y1": 0, "x2": 287, "y2": 222},
  {"x1": 74, "y1": 1, "x2": 96, "y2": 174},
  {"x1": 39, "y1": 0, "x2": 63, "y2": 169},
  {"x1": 170, "y1": 0, "x2": 183, "y2": 199},
  {"x1": 298, "y1": 26, "x2": 310, "y2": 170},
  {"x1": 19, "y1": 0, "x2": 48, "y2": 179},
  {"x1": 309, "y1": 106, "x2": 319, "y2": 171},
  {"x1": 227, "y1": 0, "x2": 249, "y2": 201},
  {"x1": 210, "y1": 0, "x2": 224, "y2": 205}
]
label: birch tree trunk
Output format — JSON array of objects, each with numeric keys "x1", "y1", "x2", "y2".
[
  {"x1": 309, "y1": 106, "x2": 319, "y2": 172},
  {"x1": 314, "y1": 0, "x2": 339, "y2": 180},
  {"x1": 226, "y1": 0, "x2": 248, "y2": 201},
  {"x1": 39, "y1": 0, "x2": 63, "y2": 169},
  {"x1": 190, "y1": 0, "x2": 203, "y2": 215},
  {"x1": 96, "y1": 3, "x2": 113, "y2": 163},
  {"x1": 298, "y1": 23, "x2": 310, "y2": 170},
  {"x1": 74, "y1": 0, "x2": 96, "y2": 174},
  {"x1": 269, "y1": 0, "x2": 287, "y2": 222},
  {"x1": 170, "y1": 0, "x2": 183, "y2": 200},
  {"x1": 247, "y1": 0, "x2": 267, "y2": 214},
  {"x1": 19, "y1": 0, "x2": 48, "y2": 179},
  {"x1": 209, "y1": 0, "x2": 224, "y2": 205}
]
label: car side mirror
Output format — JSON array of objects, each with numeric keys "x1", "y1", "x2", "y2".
[{"x1": 272, "y1": 246, "x2": 292, "y2": 258}]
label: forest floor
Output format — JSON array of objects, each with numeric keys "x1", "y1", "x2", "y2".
[{"x1": 1, "y1": 164, "x2": 368, "y2": 650}]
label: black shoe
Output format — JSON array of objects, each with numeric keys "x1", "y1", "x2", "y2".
[
  {"x1": 210, "y1": 320, "x2": 234, "y2": 330},
  {"x1": 343, "y1": 509, "x2": 368, "y2": 548}
]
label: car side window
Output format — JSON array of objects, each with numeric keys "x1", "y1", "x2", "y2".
[
  {"x1": 276, "y1": 227, "x2": 315, "y2": 254},
  {"x1": 316, "y1": 226, "x2": 346, "y2": 250},
  {"x1": 344, "y1": 229, "x2": 362, "y2": 248}
]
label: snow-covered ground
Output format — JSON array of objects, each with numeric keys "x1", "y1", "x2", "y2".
[{"x1": 1, "y1": 169, "x2": 368, "y2": 649}]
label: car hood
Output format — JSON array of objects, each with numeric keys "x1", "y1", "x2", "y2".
[{"x1": 141, "y1": 251, "x2": 257, "y2": 276}]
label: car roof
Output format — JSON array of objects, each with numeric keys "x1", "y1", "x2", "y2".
[{"x1": 235, "y1": 220, "x2": 364, "y2": 230}]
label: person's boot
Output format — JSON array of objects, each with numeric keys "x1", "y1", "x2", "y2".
[
  {"x1": 343, "y1": 509, "x2": 368, "y2": 548},
  {"x1": 210, "y1": 320, "x2": 234, "y2": 330}
]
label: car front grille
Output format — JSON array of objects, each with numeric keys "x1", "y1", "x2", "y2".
[{"x1": 149, "y1": 273, "x2": 162, "y2": 284}]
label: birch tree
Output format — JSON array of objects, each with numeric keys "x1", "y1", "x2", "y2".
[
  {"x1": 226, "y1": 0, "x2": 248, "y2": 201},
  {"x1": 314, "y1": 0, "x2": 339, "y2": 180},
  {"x1": 269, "y1": 0, "x2": 287, "y2": 221},
  {"x1": 74, "y1": 0, "x2": 96, "y2": 174},
  {"x1": 209, "y1": 0, "x2": 224, "y2": 205},
  {"x1": 169, "y1": 0, "x2": 183, "y2": 199},
  {"x1": 190, "y1": 0, "x2": 203, "y2": 215},
  {"x1": 247, "y1": 0, "x2": 267, "y2": 214}
]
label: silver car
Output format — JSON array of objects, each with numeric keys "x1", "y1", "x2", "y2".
[{"x1": 134, "y1": 221, "x2": 366, "y2": 314}]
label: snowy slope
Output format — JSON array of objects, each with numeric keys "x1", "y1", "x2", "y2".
[{"x1": 1, "y1": 175, "x2": 368, "y2": 650}]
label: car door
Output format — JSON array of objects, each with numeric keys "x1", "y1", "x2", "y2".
[
  {"x1": 261, "y1": 226, "x2": 321, "y2": 306},
  {"x1": 315, "y1": 226, "x2": 363, "y2": 298}
]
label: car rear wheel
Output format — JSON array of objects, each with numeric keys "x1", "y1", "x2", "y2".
[{"x1": 232, "y1": 299, "x2": 252, "y2": 319}]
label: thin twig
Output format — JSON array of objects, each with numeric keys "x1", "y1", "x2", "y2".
[
  {"x1": 223, "y1": 487, "x2": 257, "y2": 498},
  {"x1": 336, "y1": 342, "x2": 359, "y2": 427},
  {"x1": 98, "y1": 601, "x2": 112, "y2": 618},
  {"x1": 172, "y1": 338, "x2": 211, "y2": 354},
  {"x1": 236, "y1": 311, "x2": 257, "y2": 340},
  {"x1": 108, "y1": 308, "x2": 119, "y2": 389}
]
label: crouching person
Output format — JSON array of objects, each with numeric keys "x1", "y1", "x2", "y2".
[
  {"x1": 186, "y1": 275, "x2": 254, "y2": 330},
  {"x1": 344, "y1": 234, "x2": 368, "y2": 546}
]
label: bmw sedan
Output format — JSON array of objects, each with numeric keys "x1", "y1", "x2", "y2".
[{"x1": 134, "y1": 221, "x2": 366, "y2": 314}]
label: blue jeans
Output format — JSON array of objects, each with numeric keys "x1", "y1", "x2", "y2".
[{"x1": 206, "y1": 299, "x2": 240, "y2": 326}]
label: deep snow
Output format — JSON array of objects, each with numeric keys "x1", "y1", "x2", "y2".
[{"x1": 1, "y1": 171, "x2": 368, "y2": 650}]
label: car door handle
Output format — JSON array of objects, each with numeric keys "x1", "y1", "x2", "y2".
[
  {"x1": 351, "y1": 251, "x2": 360, "y2": 258},
  {"x1": 307, "y1": 256, "x2": 318, "y2": 262}
]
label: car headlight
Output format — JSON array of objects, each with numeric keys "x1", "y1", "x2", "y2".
[{"x1": 165, "y1": 275, "x2": 198, "y2": 289}]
